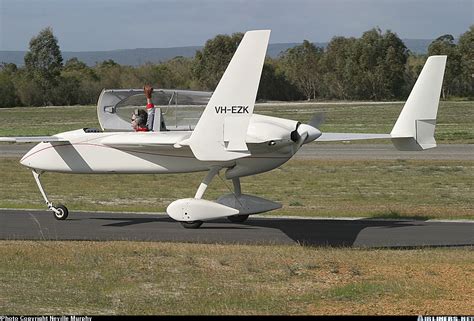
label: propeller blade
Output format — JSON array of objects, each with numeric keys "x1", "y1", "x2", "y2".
[
  {"x1": 297, "y1": 124, "x2": 321, "y2": 144},
  {"x1": 296, "y1": 132, "x2": 308, "y2": 149},
  {"x1": 291, "y1": 122, "x2": 322, "y2": 144},
  {"x1": 308, "y1": 112, "x2": 325, "y2": 129}
]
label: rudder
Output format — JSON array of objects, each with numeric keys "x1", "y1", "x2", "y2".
[
  {"x1": 186, "y1": 30, "x2": 271, "y2": 161},
  {"x1": 390, "y1": 55, "x2": 447, "y2": 150}
]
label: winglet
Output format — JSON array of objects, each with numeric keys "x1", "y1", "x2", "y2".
[
  {"x1": 187, "y1": 30, "x2": 271, "y2": 161},
  {"x1": 390, "y1": 56, "x2": 447, "y2": 150}
]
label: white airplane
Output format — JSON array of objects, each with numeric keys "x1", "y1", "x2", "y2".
[{"x1": 0, "y1": 30, "x2": 447, "y2": 228}]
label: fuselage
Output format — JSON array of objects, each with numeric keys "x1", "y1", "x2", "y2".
[{"x1": 20, "y1": 114, "x2": 320, "y2": 178}]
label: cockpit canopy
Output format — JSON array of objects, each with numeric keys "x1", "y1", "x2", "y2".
[{"x1": 97, "y1": 89, "x2": 212, "y2": 131}]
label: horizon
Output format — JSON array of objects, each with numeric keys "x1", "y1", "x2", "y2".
[
  {"x1": 0, "y1": 37, "x2": 446, "y2": 53},
  {"x1": 0, "y1": 0, "x2": 472, "y2": 52},
  {"x1": 0, "y1": 38, "x2": 438, "y2": 67}
]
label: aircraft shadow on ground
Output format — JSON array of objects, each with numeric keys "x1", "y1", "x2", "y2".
[
  {"x1": 7, "y1": 211, "x2": 470, "y2": 248},
  {"x1": 88, "y1": 215, "x2": 463, "y2": 248},
  {"x1": 91, "y1": 216, "x2": 170, "y2": 227},
  {"x1": 240, "y1": 218, "x2": 426, "y2": 248}
]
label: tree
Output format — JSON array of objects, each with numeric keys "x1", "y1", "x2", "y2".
[
  {"x1": 138, "y1": 57, "x2": 195, "y2": 89},
  {"x1": 0, "y1": 72, "x2": 19, "y2": 107},
  {"x1": 61, "y1": 57, "x2": 100, "y2": 105},
  {"x1": 24, "y1": 27, "x2": 63, "y2": 105},
  {"x1": 0, "y1": 63, "x2": 18, "y2": 75},
  {"x1": 457, "y1": 26, "x2": 474, "y2": 97},
  {"x1": 280, "y1": 40, "x2": 323, "y2": 100},
  {"x1": 64, "y1": 57, "x2": 88, "y2": 72},
  {"x1": 355, "y1": 28, "x2": 408, "y2": 100},
  {"x1": 164, "y1": 56, "x2": 194, "y2": 89},
  {"x1": 95, "y1": 59, "x2": 123, "y2": 89},
  {"x1": 193, "y1": 33, "x2": 244, "y2": 90},
  {"x1": 257, "y1": 58, "x2": 303, "y2": 101},
  {"x1": 13, "y1": 70, "x2": 44, "y2": 107},
  {"x1": 0, "y1": 63, "x2": 20, "y2": 107},
  {"x1": 319, "y1": 36, "x2": 357, "y2": 99},
  {"x1": 428, "y1": 34, "x2": 462, "y2": 98}
]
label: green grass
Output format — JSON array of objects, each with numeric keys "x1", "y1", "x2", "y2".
[
  {"x1": 0, "y1": 241, "x2": 472, "y2": 315},
  {"x1": 328, "y1": 281, "x2": 397, "y2": 301},
  {"x1": 0, "y1": 105, "x2": 100, "y2": 136},
  {"x1": 0, "y1": 158, "x2": 472, "y2": 219},
  {"x1": 0, "y1": 101, "x2": 472, "y2": 143}
]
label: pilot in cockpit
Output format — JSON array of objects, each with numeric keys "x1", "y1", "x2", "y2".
[
  {"x1": 131, "y1": 84, "x2": 156, "y2": 132},
  {"x1": 131, "y1": 109, "x2": 148, "y2": 132},
  {"x1": 144, "y1": 84, "x2": 155, "y2": 131}
]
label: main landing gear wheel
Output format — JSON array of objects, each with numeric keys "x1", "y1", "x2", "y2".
[
  {"x1": 180, "y1": 221, "x2": 204, "y2": 229},
  {"x1": 227, "y1": 214, "x2": 249, "y2": 223},
  {"x1": 53, "y1": 204, "x2": 69, "y2": 220}
]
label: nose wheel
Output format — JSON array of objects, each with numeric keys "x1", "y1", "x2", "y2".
[
  {"x1": 32, "y1": 170, "x2": 69, "y2": 220},
  {"x1": 52, "y1": 204, "x2": 69, "y2": 220}
]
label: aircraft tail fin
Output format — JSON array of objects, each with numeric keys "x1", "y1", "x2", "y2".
[
  {"x1": 186, "y1": 30, "x2": 271, "y2": 161},
  {"x1": 390, "y1": 55, "x2": 447, "y2": 150}
]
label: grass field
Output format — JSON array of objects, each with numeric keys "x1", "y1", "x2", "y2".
[
  {"x1": 0, "y1": 241, "x2": 472, "y2": 315},
  {"x1": 0, "y1": 102, "x2": 472, "y2": 315},
  {"x1": 0, "y1": 100, "x2": 473, "y2": 143},
  {"x1": 0, "y1": 158, "x2": 472, "y2": 219}
]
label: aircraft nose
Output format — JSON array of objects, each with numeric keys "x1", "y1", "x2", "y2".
[
  {"x1": 20, "y1": 147, "x2": 35, "y2": 167},
  {"x1": 297, "y1": 124, "x2": 321, "y2": 144},
  {"x1": 20, "y1": 143, "x2": 44, "y2": 169}
]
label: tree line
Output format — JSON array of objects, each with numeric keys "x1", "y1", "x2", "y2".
[{"x1": 0, "y1": 26, "x2": 472, "y2": 108}]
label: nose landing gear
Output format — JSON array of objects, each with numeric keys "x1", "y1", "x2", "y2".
[{"x1": 32, "y1": 170, "x2": 69, "y2": 220}]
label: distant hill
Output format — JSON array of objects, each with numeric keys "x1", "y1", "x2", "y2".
[{"x1": 0, "y1": 39, "x2": 433, "y2": 67}]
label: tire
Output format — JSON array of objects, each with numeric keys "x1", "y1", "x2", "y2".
[
  {"x1": 227, "y1": 214, "x2": 249, "y2": 223},
  {"x1": 180, "y1": 221, "x2": 203, "y2": 229},
  {"x1": 54, "y1": 204, "x2": 69, "y2": 220}
]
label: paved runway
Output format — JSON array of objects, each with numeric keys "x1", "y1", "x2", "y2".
[
  {"x1": 1, "y1": 209, "x2": 472, "y2": 248},
  {"x1": 1, "y1": 143, "x2": 473, "y2": 160}
]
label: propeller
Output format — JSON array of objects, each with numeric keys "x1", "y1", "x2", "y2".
[
  {"x1": 290, "y1": 123, "x2": 321, "y2": 145},
  {"x1": 290, "y1": 112, "x2": 324, "y2": 145}
]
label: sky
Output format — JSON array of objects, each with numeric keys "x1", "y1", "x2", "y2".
[{"x1": 0, "y1": 0, "x2": 472, "y2": 51}]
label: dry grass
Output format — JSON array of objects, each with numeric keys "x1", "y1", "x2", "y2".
[{"x1": 0, "y1": 241, "x2": 472, "y2": 315}]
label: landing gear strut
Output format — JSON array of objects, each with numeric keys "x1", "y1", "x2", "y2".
[
  {"x1": 226, "y1": 178, "x2": 249, "y2": 223},
  {"x1": 32, "y1": 170, "x2": 69, "y2": 220}
]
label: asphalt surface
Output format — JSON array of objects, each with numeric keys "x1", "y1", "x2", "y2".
[
  {"x1": 0, "y1": 209, "x2": 472, "y2": 248},
  {"x1": 1, "y1": 143, "x2": 473, "y2": 160}
]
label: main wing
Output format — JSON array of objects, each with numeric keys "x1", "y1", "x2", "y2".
[
  {"x1": 0, "y1": 136, "x2": 69, "y2": 143},
  {"x1": 100, "y1": 132, "x2": 190, "y2": 149},
  {"x1": 316, "y1": 133, "x2": 391, "y2": 142}
]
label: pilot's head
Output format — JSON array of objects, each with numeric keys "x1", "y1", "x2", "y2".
[{"x1": 131, "y1": 109, "x2": 148, "y2": 131}]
